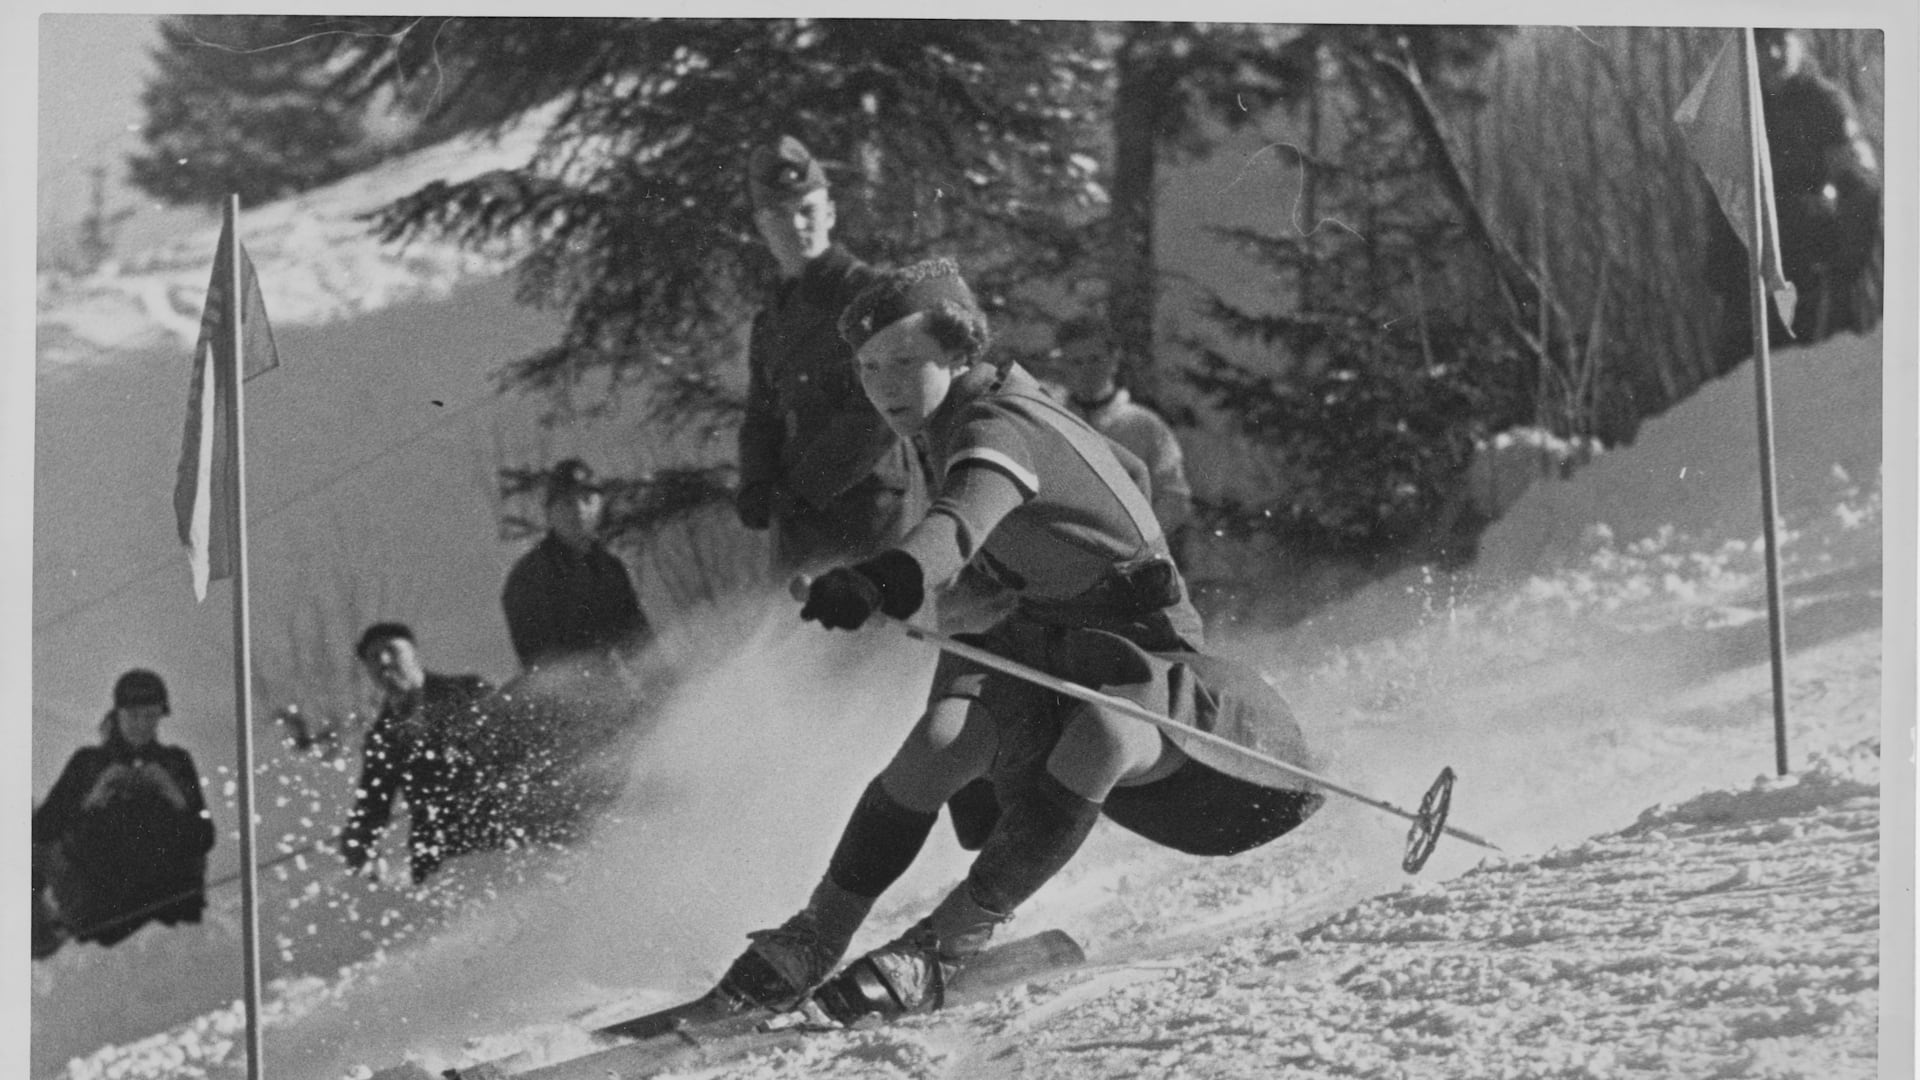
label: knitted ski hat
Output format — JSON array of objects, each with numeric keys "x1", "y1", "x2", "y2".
[
  {"x1": 112, "y1": 669, "x2": 169, "y2": 714},
  {"x1": 838, "y1": 257, "x2": 991, "y2": 363}
]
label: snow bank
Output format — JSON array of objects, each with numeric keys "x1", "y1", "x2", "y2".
[
  {"x1": 36, "y1": 106, "x2": 554, "y2": 369},
  {"x1": 1475, "y1": 332, "x2": 1883, "y2": 577}
]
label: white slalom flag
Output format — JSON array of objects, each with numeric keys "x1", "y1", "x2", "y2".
[
  {"x1": 172, "y1": 211, "x2": 280, "y2": 601},
  {"x1": 1674, "y1": 30, "x2": 1799, "y2": 333}
]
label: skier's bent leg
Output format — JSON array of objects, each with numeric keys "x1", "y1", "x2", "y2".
[
  {"x1": 717, "y1": 697, "x2": 995, "y2": 1010},
  {"x1": 816, "y1": 769, "x2": 1101, "y2": 1021},
  {"x1": 818, "y1": 704, "x2": 1166, "y2": 1022},
  {"x1": 1044, "y1": 702, "x2": 1179, "y2": 803},
  {"x1": 874, "y1": 694, "x2": 999, "y2": 812}
]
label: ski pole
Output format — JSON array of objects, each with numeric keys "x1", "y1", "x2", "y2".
[
  {"x1": 45, "y1": 842, "x2": 322, "y2": 945},
  {"x1": 792, "y1": 578, "x2": 1503, "y2": 868}
]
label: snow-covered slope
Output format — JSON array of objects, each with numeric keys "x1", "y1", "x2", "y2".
[
  {"x1": 35, "y1": 321, "x2": 1895, "y2": 1080},
  {"x1": 28, "y1": 62, "x2": 1900, "y2": 1080}
]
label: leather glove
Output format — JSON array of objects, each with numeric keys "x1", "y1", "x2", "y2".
[
  {"x1": 799, "y1": 549, "x2": 926, "y2": 631},
  {"x1": 735, "y1": 483, "x2": 773, "y2": 531}
]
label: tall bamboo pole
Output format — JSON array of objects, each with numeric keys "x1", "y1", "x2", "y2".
[
  {"x1": 1736, "y1": 34, "x2": 1793, "y2": 776},
  {"x1": 223, "y1": 193, "x2": 268, "y2": 1077}
]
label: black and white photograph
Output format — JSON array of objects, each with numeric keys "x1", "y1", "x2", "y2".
[{"x1": 12, "y1": 4, "x2": 1913, "y2": 1079}]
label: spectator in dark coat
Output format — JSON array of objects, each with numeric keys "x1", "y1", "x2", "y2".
[
  {"x1": 32, "y1": 669, "x2": 215, "y2": 956},
  {"x1": 734, "y1": 135, "x2": 928, "y2": 577},
  {"x1": 496, "y1": 459, "x2": 657, "y2": 838},
  {"x1": 500, "y1": 458, "x2": 651, "y2": 675},
  {"x1": 339, "y1": 623, "x2": 504, "y2": 884},
  {"x1": 1709, "y1": 27, "x2": 1881, "y2": 355}
]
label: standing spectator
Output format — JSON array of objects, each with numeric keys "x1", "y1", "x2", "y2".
[
  {"x1": 734, "y1": 135, "x2": 927, "y2": 577},
  {"x1": 498, "y1": 458, "x2": 655, "y2": 836},
  {"x1": 338, "y1": 623, "x2": 503, "y2": 884},
  {"x1": 501, "y1": 458, "x2": 651, "y2": 675},
  {"x1": 1049, "y1": 315, "x2": 1195, "y2": 564},
  {"x1": 1708, "y1": 28, "x2": 1881, "y2": 354},
  {"x1": 32, "y1": 670, "x2": 215, "y2": 957}
]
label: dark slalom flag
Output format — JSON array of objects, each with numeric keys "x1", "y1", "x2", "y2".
[{"x1": 172, "y1": 210, "x2": 279, "y2": 601}]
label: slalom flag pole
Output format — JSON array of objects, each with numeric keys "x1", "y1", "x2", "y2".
[
  {"x1": 1737, "y1": 29, "x2": 1794, "y2": 777},
  {"x1": 223, "y1": 193, "x2": 268, "y2": 1080},
  {"x1": 1674, "y1": 29, "x2": 1798, "y2": 777},
  {"x1": 175, "y1": 193, "x2": 279, "y2": 1076}
]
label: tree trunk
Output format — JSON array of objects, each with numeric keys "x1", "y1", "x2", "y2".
[
  {"x1": 1367, "y1": 48, "x2": 1573, "y2": 365},
  {"x1": 1300, "y1": 67, "x2": 1322, "y2": 310},
  {"x1": 1107, "y1": 25, "x2": 1174, "y2": 386}
]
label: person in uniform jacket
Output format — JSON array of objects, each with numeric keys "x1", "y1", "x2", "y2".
[
  {"x1": 734, "y1": 135, "x2": 927, "y2": 576},
  {"x1": 32, "y1": 669, "x2": 215, "y2": 955},
  {"x1": 498, "y1": 459, "x2": 652, "y2": 840},
  {"x1": 1708, "y1": 27, "x2": 1881, "y2": 353},
  {"x1": 339, "y1": 623, "x2": 503, "y2": 884},
  {"x1": 1047, "y1": 314, "x2": 1195, "y2": 564},
  {"x1": 707, "y1": 258, "x2": 1323, "y2": 1023},
  {"x1": 501, "y1": 458, "x2": 651, "y2": 674}
]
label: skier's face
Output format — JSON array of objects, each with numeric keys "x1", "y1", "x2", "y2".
[
  {"x1": 549, "y1": 488, "x2": 605, "y2": 546},
  {"x1": 857, "y1": 313, "x2": 959, "y2": 438},
  {"x1": 754, "y1": 189, "x2": 835, "y2": 273},
  {"x1": 1053, "y1": 337, "x2": 1119, "y2": 402},
  {"x1": 114, "y1": 704, "x2": 164, "y2": 747},
  {"x1": 1756, "y1": 30, "x2": 1804, "y2": 85},
  {"x1": 360, "y1": 635, "x2": 426, "y2": 698}
]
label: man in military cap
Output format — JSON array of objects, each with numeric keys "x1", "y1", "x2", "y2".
[
  {"x1": 497, "y1": 458, "x2": 654, "y2": 840},
  {"x1": 1707, "y1": 28, "x2": 1881, "y2": 353},
  {"x1": 501, "y1": 457, "x2": 652, "y2": 674},
  {"x1": 735, "y1": 135, "x2": 927, "y2": 577}
]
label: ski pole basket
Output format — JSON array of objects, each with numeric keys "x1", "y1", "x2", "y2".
[{"x1": 1401, "y1": 767, "x2": 1456, "y2": 874}]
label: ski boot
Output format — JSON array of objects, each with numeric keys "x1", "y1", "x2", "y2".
[
  {"x1": 714, "y1": 908, "x2": 852, "y2": 1013},
  {"x1": 813, "y1": 912, "x2": 1000, "y2": 1023}
]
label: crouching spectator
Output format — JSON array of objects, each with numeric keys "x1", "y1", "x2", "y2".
[
  {"x1": 32, "y1": 670, "x2": 215, "y2": 957},
  {"x1": 338, "y1": 623, "x2": 508, "y2": 884}
]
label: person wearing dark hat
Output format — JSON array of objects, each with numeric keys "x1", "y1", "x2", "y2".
[
  {"x1": 1707, "y1": 28, "x2": 1881, "y2": 352},
  {"x1": 501, "y1": 458, "x2": 652, "y2": 674},
  {"x1": 735, "y1": 135, "x2": 927, "y2": 577},
  {"x1": 337, "y1": 622, "x2": 510, "y2": 883},
  {"x1": 32, "y1": 669, "x2": 216, "y2": 956},
  {"x1": 703, "y1": 258, "x2": 1321, "y2": 1023},
  {"x1": 497, "y1": 458, "x2": 654, "y2": 841},
  {"x1": 1046, "y1": 314, "x2": 1195, "y2": 566}
]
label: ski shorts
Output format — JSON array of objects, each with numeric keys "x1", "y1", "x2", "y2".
[{"x1": 931, "y1": 616, "x2": 1322, "y2": 857}]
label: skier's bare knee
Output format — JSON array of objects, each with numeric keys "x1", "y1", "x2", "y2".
[
  {"x1": 877, "y1": 696, "x2": 997, "y2": 813},
  {"x1": 1046, "y1": 705, "x2": 1169, "y2": 802}
]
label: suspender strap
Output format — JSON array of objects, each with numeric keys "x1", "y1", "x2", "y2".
[{"x1": 1008, "y1": 387, "x2": 1167, "y2": 551}]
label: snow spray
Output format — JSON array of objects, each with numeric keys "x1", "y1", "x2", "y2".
[{"x1": 255, "y1": 592, "x2": 942, "y2": 1077}]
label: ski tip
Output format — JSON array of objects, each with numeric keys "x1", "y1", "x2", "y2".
[
  {"x1": 1034, "y1": 928, "x2": 1088, "y2": 966},
  {"x1": 442, "y1": 1065, "x2": 516, "y2": 1080}
]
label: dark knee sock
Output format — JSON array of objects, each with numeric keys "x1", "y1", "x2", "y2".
[
  {"x1": 827, "y1": 776, "x2": 940, "y2": 900},
  {"x1": 965, "y1": 770, "x2": 1102, "y2": 916}
]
